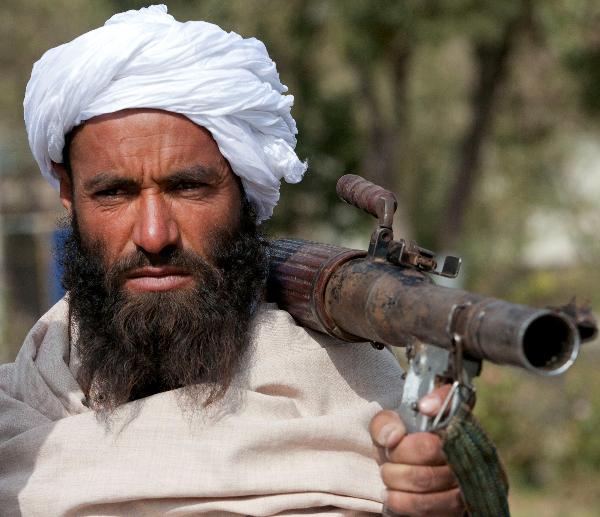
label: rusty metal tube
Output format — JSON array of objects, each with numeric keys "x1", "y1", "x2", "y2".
[
  {"x1": 324, "y1": 259, "x2": 579, "y2": 375},
  {"x1": 267, "y1": 239, "x2": 579, "y2": 376}
]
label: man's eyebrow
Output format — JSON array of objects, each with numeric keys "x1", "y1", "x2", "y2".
[
  {"x1": 161, "y1": 165, "x2": 222, "y2": 185},
  {"x1": 82, "y1": 165, "x2": 223, "y2": 192},
  {"x1": 83, "y1": 173, "x2": 138, "y2": 192}
]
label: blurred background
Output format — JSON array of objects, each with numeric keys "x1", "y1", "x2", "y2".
[{"x1": 1, "y1": 1, "x2": 600, "y2": 514}]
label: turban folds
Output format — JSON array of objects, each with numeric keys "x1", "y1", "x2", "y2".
[{"x1": 24, "y1": 4, "x2": 306, "y2": 221}]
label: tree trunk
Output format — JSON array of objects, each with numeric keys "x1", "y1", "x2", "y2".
[
  {"x1": 436, "y1": 7, "x2": 531, "y2": 250},
  {"x1": 357, "y1": 46, "x2": 411, "y2": 192},
  {"x1": 355, "y1": 44, "x2": 413, "y2": 238}
]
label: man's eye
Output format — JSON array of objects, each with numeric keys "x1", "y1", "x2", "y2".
[
  {"x1": 94, "y1": 187, "x2": 131, "y2": 198},
  {"x1": 173, "y1": 182, "x2": 205, "y2": 191},
  {"x1": 96, "y1": 188, "x2": 123, "y2": 196}
]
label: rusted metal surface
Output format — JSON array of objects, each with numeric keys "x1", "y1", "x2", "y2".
[
  {"x1": 324, "y1": 258, "x2": 578, "y2": 374},
  {"x1": 336, "y1": 174, "x2": 397, "y2": 228},
  {"x1": 387, "y1": 240, "x2": 438, "y2": 271},
  {"x1": 266, "y1": 238, "x2": 365, "y2": 337},
  {"x1": 266, "y1": 174, "x2": 594, "y2": 378},
  {"x1": 267, "y1": 237, "x2": 580, "y2": 375}
]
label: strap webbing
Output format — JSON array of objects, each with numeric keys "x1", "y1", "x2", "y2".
[{"x1": 440, "y1": 403, "x2": 510, "y2": 517}]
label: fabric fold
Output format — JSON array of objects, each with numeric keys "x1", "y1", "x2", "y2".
[{"x1": 0, "y1": 301, "x2": 404, "y2": 516}]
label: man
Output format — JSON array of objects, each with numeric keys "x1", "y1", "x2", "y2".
[{"x1": 0, "y1": 6, "x2": 466, "y2": 516}]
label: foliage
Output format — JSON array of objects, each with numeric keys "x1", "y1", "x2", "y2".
[{"x1": 476, "y1": 343, "x2": 600, "y2": 515}]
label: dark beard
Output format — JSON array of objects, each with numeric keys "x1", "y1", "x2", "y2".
[{"x1": 58, "y1": 200, "x2": 266, "y2": 411}]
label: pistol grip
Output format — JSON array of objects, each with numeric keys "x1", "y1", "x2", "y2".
[{"x1": 397, "y1": 344, "x2": 480, "y2": 434}]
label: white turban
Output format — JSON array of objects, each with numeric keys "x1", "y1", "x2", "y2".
[{"x1": 24, "y1": 4, "x2": 306, "y2": 222}]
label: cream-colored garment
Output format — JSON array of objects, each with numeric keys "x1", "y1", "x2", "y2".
[{"x1": 0, "y1": 299, "x2": 403, "y2": 517}]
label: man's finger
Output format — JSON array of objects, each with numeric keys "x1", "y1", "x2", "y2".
[
  {"x1": 385, "y1": 432, "x2": 447, "y2": 466},
  {"x1": 418, "y1": 382, "x2": 477, "y2": 418},
  {"x1": 382, "y1": 486, "x2": 465, "y2": 517},
  {"x1": 380, "y1": 463, "x2": 458, "y2": 493},
  {"x1": 418, "y1": 383, "x2": 453, "y2": 417},
  {"x1": 370, "y1": 409, "x2": 406, "y2": 448}
]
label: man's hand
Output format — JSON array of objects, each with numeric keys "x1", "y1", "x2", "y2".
[{"x1": 370, "y1": 385, "x2": 466, "y2": 517}]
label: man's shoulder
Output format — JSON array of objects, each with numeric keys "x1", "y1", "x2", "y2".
[
  {"x1": 244, "y1": 302, "x2": 403, "y2": 415},
  {"x1": 0, "y1": 297, "x2": 87, "y2": 422},
  {"x1": 249, "y1": 301, "x2": 403, "y2": 369},
  {"x1": 249, "y1": 302, "x2": 350, "y2": 353}
]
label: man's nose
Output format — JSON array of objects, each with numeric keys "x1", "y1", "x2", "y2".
[{"x1": 131, "y1": 193, "x2": 180, "y2": 254}]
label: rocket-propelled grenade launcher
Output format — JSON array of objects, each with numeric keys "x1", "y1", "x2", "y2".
[{"x1": 267, "y1": 175, "x2": 597, "y2": 433}]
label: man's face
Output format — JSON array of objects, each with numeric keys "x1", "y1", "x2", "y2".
[
  {"x1": 54, "y1": 109, "x2": 266, "y2": 410},
  {"x1": 57, "y1": 108, "x2": 244, "y2": 292}
]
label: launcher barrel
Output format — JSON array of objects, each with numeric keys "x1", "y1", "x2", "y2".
[{"x1": 267, "y1": 238, "x2": 579, "y2": 376}]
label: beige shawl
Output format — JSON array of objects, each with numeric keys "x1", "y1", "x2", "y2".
[{"x1": 0, "y1": 299, "x2": 403, "y2": 517}]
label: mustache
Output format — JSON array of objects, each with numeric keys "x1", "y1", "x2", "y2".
[{"x1": 103, "y1": 248, "x2": 223, "y2": 292}]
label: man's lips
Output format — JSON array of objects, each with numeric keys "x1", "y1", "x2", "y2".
[{"x1": 124, "y1": 266, "x2": 193, "y2": 291}]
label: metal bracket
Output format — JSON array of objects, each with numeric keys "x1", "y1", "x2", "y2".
[
  {"x1": 398, "y1": 340, "x2": 480, "y2": 434},
  {"x1": 386, "y1": 240, "x2": 462, "y2": 278},
  {"x1": 367, "y1": 226, "x2": 394, "y2": 261},
  {"x1": 335, "y1": 174, "x2": 461, "y2": 278}
]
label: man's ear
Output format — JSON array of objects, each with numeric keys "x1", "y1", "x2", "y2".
[{"x1": 52, "y1": 161, "x2": 73, "y2": 216}]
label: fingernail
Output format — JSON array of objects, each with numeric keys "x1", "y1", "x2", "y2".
[
  {"x1": 419, "y1": 397, "x2": 440, "y2": 415},
  {"x1": 380, "y1": 489, "x2": 389, "y2": 503},
  {"x1": 377, "y1": 423, "x2": 400, "y2": 447}
]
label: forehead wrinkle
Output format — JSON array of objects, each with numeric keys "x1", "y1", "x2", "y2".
[
  {"x1": 102, "y1": 138, "x2": 225, "y2": 167},
  {"x1": 114, "y1": 131, "x2": 168, "y2": 145}
]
